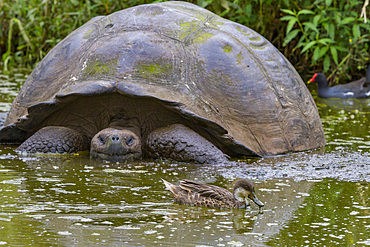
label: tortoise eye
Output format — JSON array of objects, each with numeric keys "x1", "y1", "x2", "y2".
[
  {"x1": 126, "y1": 136, "x2": 134, "y2": 146},
  {"x1": 98, "y1": 135, "x2": 105, "y2": 145}
]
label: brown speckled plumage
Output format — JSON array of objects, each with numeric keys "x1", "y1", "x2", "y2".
[{"x1": 162, "y1": 179, "x2": 264, "y2": 209}]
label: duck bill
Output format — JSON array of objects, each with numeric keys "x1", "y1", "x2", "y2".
[{"x1": 250, "y1": 192, "x2": 264, "y2": 207}]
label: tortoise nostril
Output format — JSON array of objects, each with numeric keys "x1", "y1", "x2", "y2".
[{"x1": 111, "y1": 136, "x2": 120, "y2": 142}]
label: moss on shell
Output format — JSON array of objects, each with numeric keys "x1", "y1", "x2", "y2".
[
  {"x1": 178, "y1": 15, "x2": 219, "y2": 43},
  {"x1": 236, "y1": 27, "x2": 251, "y2": 36},
  {"x1": 82, "y1": 59, "x2": 118, "y2": 77},
  {"x1": 137, "y1": 62, "x2": 172, "y2": 79},
  {"x1": 192, "y1": 32, "x2": 215, "y2": 44},
  {"x1": 249, "y1": 36, "x2": 261, "y2": 42},
  {"x1": 237, "y1": 52, "x2": 243, "y2": 65},
  {"x1": 223, "y1": 44, "x2": 233, "y2": 53},
  {"x1": 83, "y1": 28, "x2": 95, "y2": 39}
]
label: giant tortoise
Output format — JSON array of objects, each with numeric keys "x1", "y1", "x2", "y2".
[{"x1": 0, "y1": 1, "x2": 325, "y2": 163}]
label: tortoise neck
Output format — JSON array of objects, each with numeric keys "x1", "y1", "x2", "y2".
[{"x1": 108, "y1": 116, "x2": 142, "y2": 140}]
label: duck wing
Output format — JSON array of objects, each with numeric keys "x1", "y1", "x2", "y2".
[{"x1": 179, "y1": 179, "x2": 234, "y2": 201}]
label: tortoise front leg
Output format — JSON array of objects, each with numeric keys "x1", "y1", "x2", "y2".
[
  {"x1": 145, "y1": 124, "x2": 228, "y2": 164},
  {"x1": 17, "y1": 126, "x2": 89, "y2": 154}
]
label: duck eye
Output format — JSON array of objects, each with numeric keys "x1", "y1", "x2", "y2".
[{"x1": 126, "y1": 136, "x2": 134, "y2": 146}]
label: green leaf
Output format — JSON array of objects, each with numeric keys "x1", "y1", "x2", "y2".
[
  {"x1": 334, "y1": 45, "x2": 348, "y2": 52},
  {"x1": 280, "y1": 16, "x2": 295, "y2": 21},
  {"x1": 283, "y1": 29, "x2": 300, "y2": 46},
  {"x1": 323, "y1": 55, "x2": 331, "y2": 72},
  {"x1": 325, "y1": 0, "x2": 332, "y2": 6},
  {"x1": 281, "y1": 9, "x2": 296, "y2": 16},
  {"x1": 197, "y1": 0, "x2": 213, "y2": 8},
  {"x1": 301, "y1": 40, "x2": 317, "y2": 54},
  {"x1": 334, "y1": 12, "x2": 341, "y2": 24},
  {"x1": 323, "y1": 22, "x2": 329, "y2": 33},
  {"x1": 340, "y1": 17, "x2": 356, "y2": 25},
  {"x1": 245, "y1": 3, "x2": 252, "y2": 16},
  {"x1": 330, "y1": 46, "x2": 338, "y2": 65},
  {"x1": 328, "y1": 23, "x2": 335, "y2": 39},
  {"x1": 286, "y1": 18, "x2": 297, "y2": 34},
  {"x1": 303, "y1": 22, "x2": 319, "y2": 33},
  {"x1": 297, "y1": 9, "x2": 315, "y2": 15},
  {"x1": 313, "y1": 15, "x2": 321, "y2": 27},
  {"x1": 359, "y1": 23, "x2": 370, "y2": 30},
  {"x1": 318, "y1": 46, "x2": 329, "y2": 59},
  {"x1": 313, "y1": 46, "x2": 320, "y2": 61},
  {"x1": 12, "y1": 18, "x2": 32, "y2": 49},
  {"x1": 353, "y1": 24, "x2": 360, "y2": 40},
  {"x1": 317, "y1": 38, "x2": 334, "y2": 45},
  {"x1": 220, "y1": 0, "x2": 230, "y2": 11}
]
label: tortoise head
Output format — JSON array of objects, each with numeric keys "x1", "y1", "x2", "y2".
[
  {"x1": 90, "y1": 128, "x2": 142, "y2": 162},
  {"x1": 233, "y1": 179, "x2": 264, "y2": 207}
]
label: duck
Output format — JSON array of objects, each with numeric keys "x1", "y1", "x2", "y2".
[
  {"x1": 162, "y1": 178, "x2": 264, "y2": 209},
  {"x1": 308, "y1": 65, "x2": 370, "y2": 98}
]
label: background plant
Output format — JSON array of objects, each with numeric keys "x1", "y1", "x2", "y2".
[
  {"x1": 0, "y1": 0, "x2": 368, "y2": 83},
  {"x1": 0, "y1": 0, "x2": 165, "y2": 71},
  {"x1": 281, "y1": 0, "x2": 369, "y2": 83}
]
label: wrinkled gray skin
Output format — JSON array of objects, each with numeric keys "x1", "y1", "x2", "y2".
[
  {"x1": 14, "y1": 95, "x2": 228, "y2": 163},
  {"x1": 0, "y1": 1, "x2": 325, "y2": 163}
]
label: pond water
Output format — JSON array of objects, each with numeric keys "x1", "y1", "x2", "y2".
[{"x1": 0, "y1": 69, "x2": 369, "y2": 246}]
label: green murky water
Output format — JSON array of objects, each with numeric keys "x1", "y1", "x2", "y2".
[{"x1": 0, "y1": 69, "x2": 369, "y2": 246}]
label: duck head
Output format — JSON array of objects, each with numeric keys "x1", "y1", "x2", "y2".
[{"x1": 233, "y1": 179, "x2": 264, "y2": 207}]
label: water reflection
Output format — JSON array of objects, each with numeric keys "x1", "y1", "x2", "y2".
[
  {"x1": 0, "y1": 153, "x2": 368, "y2": 246},
  {"x1": 267, "y1": 179, "x2": 370, "y2": 246},
  {"x1": 0, "y1": 69, "x2": 369, "y2": 246},
  {"x1": 316, "y1": 97, "x2": 370, "y2": 153},
  {"x1": 0, "y1": 68, "x2": 30, "y2": 112}
]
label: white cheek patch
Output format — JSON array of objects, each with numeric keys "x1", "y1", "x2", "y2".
[
  {"x1": 343, "y1": 92, "x2": 354, "y2": 96},
  {"x1": 234, "y1": 187, "x2": 247, "y2": 202},
  {"x1": 365, "y1": 91, "x2": 370, "y2": 96}
]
